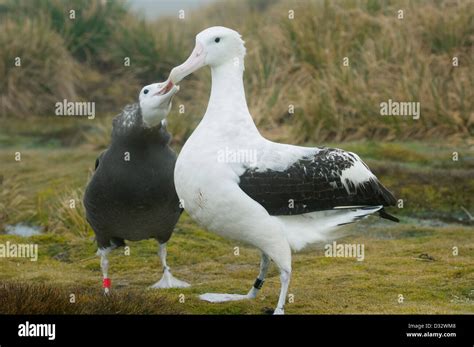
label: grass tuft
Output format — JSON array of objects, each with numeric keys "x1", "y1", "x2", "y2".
[{"x1": 0, "y1": 281, "x2": 182, "y2": 314}]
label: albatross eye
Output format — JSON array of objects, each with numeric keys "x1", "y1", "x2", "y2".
[
  {"x1": 143, "y1": 89, "x2": 149, "y2": 94},
  {"x1": 215, "y1": 37, "x2": 220, "y2": 43}
]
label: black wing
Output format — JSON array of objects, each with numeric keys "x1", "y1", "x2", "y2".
[{"x1": 238, "y1": 148, "x2": 396, "y2": 216}]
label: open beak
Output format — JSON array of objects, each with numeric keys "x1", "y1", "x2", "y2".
[
  {"x1": 155, "y1": 83, "x2": 180, "y2": 107},
  {"x1": 169, "y1": 41, "x2": 206, "y2": 84},
  {"x1": 154, "y1": 77, "x2": 176, "y2": 96}
]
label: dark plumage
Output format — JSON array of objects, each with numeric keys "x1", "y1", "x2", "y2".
[
  {"x1": 84, "y1": 102, "x2": 189, "y2": 291},
  {"x1": 84, "y1": 104, "x2": 180, "y2": 247},
  {"x1": 239, "y1": 147, "x2": 398, "y2": 221}
]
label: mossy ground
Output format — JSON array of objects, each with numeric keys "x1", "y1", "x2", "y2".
[{"x1": 0, "y1": 122, "x2": 472, "y2": 314}]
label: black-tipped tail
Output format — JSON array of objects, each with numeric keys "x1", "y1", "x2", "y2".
[{"x1": 379, "y1": 208, "x2": 399, "y2": 223}]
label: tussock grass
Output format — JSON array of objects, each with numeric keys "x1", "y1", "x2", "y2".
[
  {"x1": 1, "y1": 0, "x2": 128, "y2": 63},
  {"x1": 0, "y1": 281, "x2": 182, "y2": 314},
  {"x1": 48, "y1": 187, "x2": 92, "y2": 238},
  {"x1": 0, "y1": 0, "x2": 472, "y2": 142},
  {"x1": 0, "y1": 175, "x2": 34, "y2": 229},
  {"x1": 0, "y1": 17, "x2": 79, "y2": 118}
]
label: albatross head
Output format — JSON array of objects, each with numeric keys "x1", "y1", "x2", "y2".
[
  {"x1": 139, "y1": 81, "x2": 179, "y2": 127},
  {"x1": 170, "y1": 26, "x2": 246, "y2": 84}
]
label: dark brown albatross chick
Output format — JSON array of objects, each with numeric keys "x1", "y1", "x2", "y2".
[{"x1": 83, "y1": 81, "x2": 189, "y2": 293}]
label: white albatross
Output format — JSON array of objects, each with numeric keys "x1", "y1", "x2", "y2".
[{"x1": 168, "y1": 26, "x2": 398, "y2": 314}]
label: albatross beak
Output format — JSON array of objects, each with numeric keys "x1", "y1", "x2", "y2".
[
  {"x1": 170, "y1": 41, "x2": 206, "y2": 84},
  {"x1": 154, "y1": 78, "x2": 174, "y2": 96},
  {"x1": 157, "y1": 84, "x2": 180, "y2": 107}
]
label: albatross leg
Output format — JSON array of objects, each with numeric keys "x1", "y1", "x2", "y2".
[
  {"x1": 150, "y1": 242, "x2": 190, "y2": 289},
  {"x1": 199, "y1": 252, "x2": 271, "y2": 303},
  {"x1": 273, "y1": 269, "x2": 291, "y2": 315},
  {"x1": 97, "y1": 247, "x2": 112, "y2": 295}
]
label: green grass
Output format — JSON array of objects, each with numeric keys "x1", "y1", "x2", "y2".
[
  {"x1": 0, "y1": 134, "x2": 472, "y2": 314},
  {"x1": 0, "y1": 217, "x2": 472, "y2": 314}
]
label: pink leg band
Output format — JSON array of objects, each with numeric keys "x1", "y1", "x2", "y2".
[{"x1": 103, "y1": 278, "x2": 111, "y2": 288}]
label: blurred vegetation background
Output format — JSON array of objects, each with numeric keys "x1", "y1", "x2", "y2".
[{"x1": 0, "y1": 0, "x2": 472, "y2": 145}]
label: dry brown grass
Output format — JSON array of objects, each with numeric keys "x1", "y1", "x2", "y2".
[
  {"x1": 0, "y1": 18, "x2": 79, "y2": 118},
  {"x1": 0, "y1": 175, "x2": 35, "y2": 230},
  {"x1": 48, "y1": 187, "x2": 92, "y2": 239},
  {"x1": 156, "y1": 0, "x2": 474, "y2": 143},
  {"x1": 0, "y1": 281, "x2": 182, "y2": 314},
  {"x1": 0, "y1": 0, "x2": 472, "y2": 142}
]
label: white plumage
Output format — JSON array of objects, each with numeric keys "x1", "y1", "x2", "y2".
[{"x1": 171, "y1": 26, "x2": 397, "y2": 314}]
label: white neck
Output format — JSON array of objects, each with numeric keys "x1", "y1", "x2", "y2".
[{"x1": 202, "y1": 59, "x2": 259, "y2": 134}]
